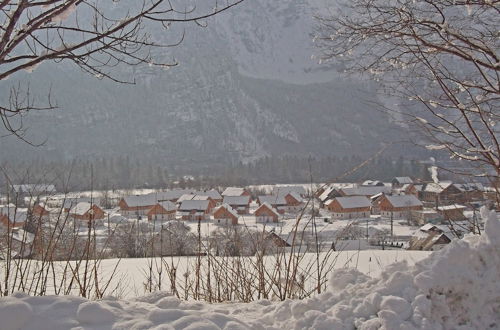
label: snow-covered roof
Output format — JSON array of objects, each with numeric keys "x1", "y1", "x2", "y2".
[
  {"x1": 192, "y1": 195, "x2": 210, "y2": 201},
  {"x1": 10, "y1": 228, "x2": 35, "y2": 244},
  {"x1": 0, "y1": 209, "x2": 28, "y2": 223},
  {"x1": 453, "y1": 183, "x2": 484, "y2": 192},
  {"x1": 223, "y1": 195, "x2": 250, "y2": 206},
  {"x1": 385, "y1": 195, "x2": 423, "y2": 208},
  {"x1": 420, "y1": 223, "x2": 439, "y2": 232},
  {"x1": 393, "y1": 177, "x2": 413, "y2": 184},
  {"x1": 422, "y1": 182, "x2": 445, "y2": 193},
  {"x1": 197, "y1": 189, "x2": 222, "y2": 200},
  {"x1": 123, "y1": 194, "x2": 157, "y2": 207},
  {"x1": 179, "y1": 200, "x2": 210, "y2": 211},
  {"x1": 334, "y1": 196, "x2": 372, "y2": 209},
  {"x1": 158, "y1": 201, "x2": 177, "y2": 212},
  {"x1": 340, "y1": 186, "x2": 390, "y2": 197},
  {"x1": 69, "y1": 202, "x2": 95, "y2": 216},
  {"x1": 221, "y1": 187, "x2": 246, "y2": 197},
  {"x1": 318, "y1": 186, "x2": 336, "y2": 202},
  {"x1": 0, "y1": 204, "x2": 16, "y2": 215},
  {"x1": 177, "y1": 194, "x2": 196, "y2": 203},
  {"x1": 437, "y1": 204, "x2": 466, "y2": 211},
  {"x1": 258, "y1": 195, "x2": 286, "y2": 205},
  {"x1": 63, "y1": 197, "x2": 101, "y2": 209},
  {"x1": 255, "y1": 202, "x2": 280, "y2": 217}
]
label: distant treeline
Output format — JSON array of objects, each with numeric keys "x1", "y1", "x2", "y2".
[{"x1": 0, "y1": 155, "x2": 433, "y2": 192}]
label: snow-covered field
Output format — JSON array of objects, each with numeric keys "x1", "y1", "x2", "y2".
[{"x1": 1, "y1": 208, "x2": 498, "y2": 329}]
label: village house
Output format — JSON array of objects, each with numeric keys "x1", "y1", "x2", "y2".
[
  {"x1": 69, "y1": 202, "x2": 105, "y2": 223},
  {"x1": 436, "y1": 204, "x2": 467, "y2": 221},
  {"x1": 222, "y1": 195, "x2": 251, "y2": 214},
  {"x1": 318, "y1": 186, "x2": 340, "y2": 207},
  {"x1": 4, "y1": 228, "x2": 35, "y2": 258},
  {"x1": 254, "y1": 202, "x2": 280, "y2": 223},
  {"x1": 32, "y1": 203, "x2": 51, "y2": 221},
  {"x1": 221, "y1": 187, "x2": 251, "y2": 197},
  {"x1": 379, "y1": 194, "x2": 423, "y2": 219},
  {"x1": 0, "y1": 209, "x2": 28, "y2": 231},
  {"x1": 408, "y1": 224, "x2": 451, "y2": 251},
  {"x1": 147, "y1": 201, "x2": 177, "y2": 221},
  {"x1": 178, "y1": 200, "x2": 211, "y2": 221},
  {"x1": 118, "y1": 194, "x2": 157, "y2": 217},
  {"x1": 391, "y1": 177, "x2": 413, "y2": 189},
  {"x1": 417, "y1": 182, "x2": 464, "y2": 206},
  {"x1": 411, "y1": 209, "x2": 443, "y2": 225},
  {"x1": 257, "y1": 195, "x2": 287, "y2": 214},
  {"x1": 212, "y1": 204, "x2": 239, "y2": 225},
  {"x1": 258, "y1": 192, "x2": 303, "y2": 213},
  {"x1": 325, "y1": 196, "x2": 371, "y2": 220},
  {"x1": 177, "y1": 194, "x2": 217, "y2": 212},
  {"x1": 62, "y1": 197, "x2": 102, "y2": 213},
  {"x1": 198, "y1": 189, "x2": 223, "y2": 204}
]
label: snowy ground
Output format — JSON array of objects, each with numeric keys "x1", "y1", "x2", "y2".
[{"x1": 1, "y1": 208, "x2": 498, "y2": 330}]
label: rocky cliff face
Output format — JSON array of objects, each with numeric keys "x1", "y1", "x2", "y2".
[{"x1": 0, "y1": 0, "x2": 406, "y2": 168}]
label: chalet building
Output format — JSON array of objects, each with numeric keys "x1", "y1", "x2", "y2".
[
  {"x1": 436, "y1": 204, "x2": 467, "y2": 221},
  {"x1": 413, "y1": 181, "x2": 484, "y2": 206},
  {"x1": 198, "y1": 189, "x2": 223, "y2": 204},
  {"x1": 8, "y1": 228, "x2": 35, "y2": 258},
  {"x1": 257, "y1": 195, "x2": 287, "y2": 214},
  {"x1": 408, "y1": 224, "x2": 451, "y2": 251},
  {"x1": 318, "y1": 186, "x2": 341, "y2": 206},
  {"x1": 178, "y1": 200, "x2": 211, "y2": 221},
  {"x1": 453, "y1": 183, "x2": 485, "y2": 203},
  {"x1": 177, "y1": 194, "x2": 217, "y2": 212},
  {"x1": 325, "y1": 196, "x2": 371, "y2": 220},
  {"x1": 147, "y1": 201, "x2": 177, "y2": 221},
  {"x1": 379, "y1": 194, "x2": 423, "y2": 219},
  {"x1": 0, "y1": 209, "x2": 28, "y2": 231},
  {"x1": 404, "y1": 183, "x2": 422, "y2": 197},
  {"x1": 68, "y1": 202, "x2": 105, "y2": 222},
  {"x1": 32, "y1": 203, "x2": 51, "y2": 220},
  {"x1": 391, "y1": 177, "x2": 413, "y2": 189},
  {"x1": 222, "y1": 196, "x2": 251, "y2": 214},
  {"x1": 118, "y1": 195, "x2": 157, "y2": 217},
  {"x1": 212, "y1": 204, "x2": 239, "y2": 225},
  {"x1": 257, "y1": 192, "x2": 302, "y2": 213},
  {"x1": 254, "y1": 203, "x2": 280, "y2": 223},
  {"x1": 370, "y1": 193, "x2": 384, "y2": 215},
  {"x1": 221, "y1": 187, "x2": 251, "y2": 197},
  {"x1": 412, "y1": 209, "x2": 443, "y2": 225},
  {"x1": 62, "y1": 197, "x2": 102, "y2": 212},
  {"x1": 339, "y1": 186, "x2": 391, "y2": 198}
]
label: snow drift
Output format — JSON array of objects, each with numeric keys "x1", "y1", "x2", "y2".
[{"x1": 0, "y1": 209, "x2": 498, "y2": 329}]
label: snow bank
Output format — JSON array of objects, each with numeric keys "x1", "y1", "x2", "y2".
[{"x1": 0, "y1": 210, "x2": 498, "y2": 329}]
